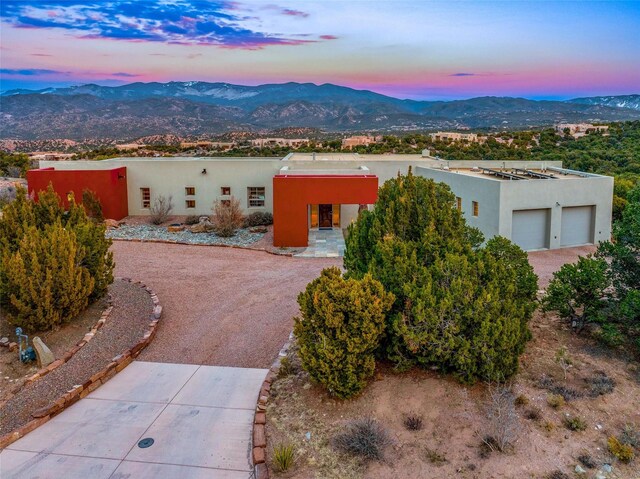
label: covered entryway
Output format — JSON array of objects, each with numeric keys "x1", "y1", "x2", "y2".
[
  {"x1": 310, "y1": 204, "x2": 340, "y2": 229},
  {"x1": 561, "y1": 206, "x2": 594, "y2": 246},
  {"x1": 512, "y1": 208, "x2": 550, "y2": 251}
]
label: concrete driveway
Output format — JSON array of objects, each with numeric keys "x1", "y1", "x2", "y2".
[{"x1": 1, "y1": 361, "x2": 266, "y2": 479}]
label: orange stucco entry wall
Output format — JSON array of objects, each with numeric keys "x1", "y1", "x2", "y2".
[
  {"x1": 273, "y1": 174, "x2": 378, "y2": 247},
  {"x1": 27, "y1": 167, "x2": 129, "y2": 220}
]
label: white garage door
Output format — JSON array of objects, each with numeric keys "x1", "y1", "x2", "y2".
[
  {"x1": 561, "y1": 206, "x2": 594, "y2": 246},
  {"x1": 512, "y1": 209, "x2": 549, "y2": 250}
]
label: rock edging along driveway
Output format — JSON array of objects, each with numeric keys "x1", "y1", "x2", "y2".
[
  {"x1": 110, "y1": 237, "x2": 298, "y2": 257},
  {"x1": 0, "y1": 278, "x2": 162, "y2": 450},
  {"x1": 252, "y1": 331, "x2": 294, "y2": 479}
]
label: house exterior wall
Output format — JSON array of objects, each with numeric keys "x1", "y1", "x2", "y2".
[
  {"x1": 27, "y1": 166, "x2": 128, "y2": 220},
  {"x1": 273, "y1": 175, "x2": 378, "y2": 247}
]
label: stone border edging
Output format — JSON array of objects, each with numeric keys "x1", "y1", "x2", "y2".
[
  {"x1": 252, "y1": 331, "x2": 294, "y2": 479},
  {"x1": 0, "y1": 278, "x2": 162, "y2": 450},
  {"x1": 110, "y1": 237, "x2": 297, "y2": 257}
]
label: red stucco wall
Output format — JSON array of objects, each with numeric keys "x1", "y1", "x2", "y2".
[
  {"x1": 27, "y1": 167, "x2": 129, "y2": 220},
  {"x1": 273, "y1": 174, "x2": 378, "y2": 247}
]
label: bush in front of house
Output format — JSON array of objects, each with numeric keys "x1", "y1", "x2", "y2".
[
  {"x1": 294, "y1": 267, "x2": 394, "y2": 399},
  {"x1": 343, "y1": 170, "x2": 538, "y2": 383},
  {"x1": 0, "y1": 185, "x2": 114, "y2": 332},
  {"x1": 244, "y1": 211, "x2": 273, "y2": 227},
  {"x1": 211, "y1": 197, "x2": 244, "y2": 237}
]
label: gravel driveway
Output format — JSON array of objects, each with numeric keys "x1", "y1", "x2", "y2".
[{"x1": 112, "y1": 241, "x2": 341, "y2": 368}]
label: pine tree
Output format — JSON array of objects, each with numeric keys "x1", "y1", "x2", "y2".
[
  {"x1": 294, "y1": 267, "x2": 394, "y2": 399},
  {"x1": 3, "y1": 223, "x2": 94, "y2": 332}
]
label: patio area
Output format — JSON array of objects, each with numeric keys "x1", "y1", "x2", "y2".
[{"x1": 294, "y1": 228, "x2": 346, "y2": 258}]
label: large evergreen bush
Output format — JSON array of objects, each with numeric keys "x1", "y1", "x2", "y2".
[
  {"x1": 343, "y1": 170, "x2": 537, "y2": 382},
  {"x1": 294, "y1": 267, "x2": 394, "y2": 398},
  {"x1": 0, "y1": 185, "x2": 114, "y2": 331}
]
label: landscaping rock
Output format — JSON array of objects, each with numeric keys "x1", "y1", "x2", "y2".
[
  {"x1": 33, "y1": 337, "x2": 55, "y2": 368},
  {"x1": 167, "y1": 224, "x2": 185, "y2": 232},
  {"x1": 575, "y1": 464, "x2": 586, "y2": 475},
  {"x1": 104, "y1": 219, "x2": 121, "y2": 229},
  {"x1": 0, "y1": 337, "x2": 9, "y2": 347},
  {"x1": 107, "y1": 223, "x2": 264, "y2": 246},
  {"x1": 8, "y1": 342, "x2": 18, "y2": 352}
]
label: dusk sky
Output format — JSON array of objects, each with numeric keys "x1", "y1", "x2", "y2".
[{"x1": 1, "y1": 1, "x2": 639, "y2": 100}]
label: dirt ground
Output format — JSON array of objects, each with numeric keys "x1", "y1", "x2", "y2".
[
  {"x1": 0, "y1": 297, "x2": 107, "y2": 402},
  {"x1": 267, "y1": 311, "x2": 640, "y2": 479},
  {"x1": 111, "y1": 241, "x2": 340, "y2": 368}
]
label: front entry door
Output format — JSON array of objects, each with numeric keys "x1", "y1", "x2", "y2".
[{"x1": 319, "y1": 204, "x2": 333, "y2": 229}]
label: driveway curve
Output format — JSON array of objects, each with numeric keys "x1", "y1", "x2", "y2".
[{"x1": 112, "y1": 241, "x2": 340, "y2": 368}]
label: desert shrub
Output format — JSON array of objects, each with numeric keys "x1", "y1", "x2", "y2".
[
  {"x1": 184, "y1": 215, "x2": 200, "y2": 225},
  {"x1": 81, "y1": 189, "x2": 104, "y2": 222},
  {"x1": 482, "y1": 385, "x2": 520, "y2": 452},
  {"x1": 272, "y1": 443, "x2": 295, "y2": 472},
  {"x1": 608, "y1": 436, "x2": 634, "y2": 463},
  {"x1": 0, "y1": 185, "x2": 17, "y2": 209},
  {"x1": 149, "y1": 194, "x2": 173, "y2": 224},
  {"x1": 547, "y1": 394, "x2": 565, "y2": 409},
  {"x1": 585, "y1": 371, "x2": 615, "y2": 397},
  {"x1": 514, "y1": 394, "x2": 529, "y2": 407},
  {"x1": 244, "y1": 211, "x2": 273, "y2": 227},
  {"x1": 294, "y1": 267, "x2": 393, "y2": 399},
  {"x1": 621, "y1": 424, "x2": 639, "y2": 448},
  {"x1": 546, "y1": 471, "x2": 570, "y2": 479},
  {"x1": 0, "y1": 151, "x2": 30, "y2": 177},
  {"x1": 524, "y1": 408, "x2": 541, "y2": 421},
  {"x1": 543, "y1": 421, "x2": 556, "y2": 432},
  {"x1": 539, "y1": 376, "x2": 582, "y2": 401},
  {"x1": 577, "y1": 453, "x2": 597, "y2": 469},
  {"x1": 403, "y1": 414, "x2": 423, "y2": 431},
  {"x1": 564, "y1": 416, "x2": 587, "y2": 432},
  {"x1": 344, "y1": 172, "x2": 537, "y2": 383},
  {"x1": 0, "y1": 185, "x2": 113, "y2": 320},
  {"x1": 211, "y1": 197, "x2": 244, "y2": 237},
  {"x1": 2, "y1": 222, "x2": 94, "y2": 331},
  {"x1": 426, "y1": 449, "x2": 447, "y2": 464},
  {"x1": 332, "y1": 417, "x2": 392, "y2": 461}
]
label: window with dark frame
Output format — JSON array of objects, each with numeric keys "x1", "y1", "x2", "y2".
[
  {"x1": 185, "y1": 186, "x2": 195, "y2": 196},
  {"x1": 456, "y1": 196, "x2": 462, "y2": 210},
  {"x1": 247, "y1": 186, "x2": 265, "y2": 207},
  {"x1": 141, "y1": 187, "x2": 150, "y2": 208},
  {"x1": 472, "y1": 201, "x2": 479, "y2": 217},
  {"x1": 186, "y1": 199, "x2": 196, "y2": 208},
  {"x1": 221, "y1": 186, "x2": 231, "y2": 195}
]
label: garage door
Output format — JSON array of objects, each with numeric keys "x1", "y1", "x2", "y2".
[
  {"x1": 512, "y1": 209, "x2": 549, "y2": 250},
  {"x1": 561, "y1": 206, "x2": 594, "y2": 246}
]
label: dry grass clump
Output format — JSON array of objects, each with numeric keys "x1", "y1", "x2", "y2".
[
  {"x1": 577, "y1": 453, "x2": 597, "y2": 469},
  {"x1": 482, "y1": 385, "x2": 520, "y2": 453},
  {"x1": 149, "y1": 195, "x2": 173, "y2": 224},
  {"x1": 332, "y1": 417, "x2": 392, "y2": 462},
  {"x1": 585, "y1": 371, "x2": 615, "y2": 397},
  {"x1": 211, "y1": 197, "x2": 244, "y2": 237},
  {"x1": 547, "y1": 393, "x2": 565, "y2": 409},
  {"x1": 524, "y1": 408, "x2": 542, "y2": 421},
  {"x1": 545, "y1": 470, "x2": 570, "y2": 479},
  {"x1": 403, "y1": 414, "x2": 423, "y2": 431},
  {"x1": 563, "y1": 416, "x2": 587, "y2": 432},
  {"x1": 608, "y1": 436, "x2": 634, "y2": 463},
  {"x1": 426, "y1": 448, "x2": 447, "y2": 465}
]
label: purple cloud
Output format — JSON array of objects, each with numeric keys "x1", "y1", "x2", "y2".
[
  {"x1": 111, "y1": 72, "x2": 139, "y2": 77},
  {"x1": 0, "y1": 1, "x2": 330, "y2": 49},
  {"x1": 0, "y1": 68, "x2": 69, "y2": 76},
  {"x1": 450, "y1": 73, "x2": 476, "y2": 77}
]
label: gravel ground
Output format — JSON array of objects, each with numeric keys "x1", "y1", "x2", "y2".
[
  {"x1": 528, "y1": 245, "x2": 596, "y2": 288},
  {"x1": 0, "y1": 280, "x2": 153, "y2": 436},
  {"x1": 106, "y1": 224, "x2": 264, "y2": 247},
  {"x1": 111, "y1": 241, "x2": 341, "y2": 368}
]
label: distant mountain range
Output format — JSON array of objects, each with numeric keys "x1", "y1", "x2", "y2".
[{"x1": 1, "y1": 82, "x2": 639, "y2": 140}]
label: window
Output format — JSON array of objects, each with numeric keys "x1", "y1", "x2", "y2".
[
  {"x1": 141, "y1": 188, "x2": 150, "y2": 208},
  {"x1": 248, "y1": 187, "x2": 265, "y2": 207},
  {"x1": 221, "y1": 186, "x2": 231, "y2": 196},
  {"x1": 185, "y1": 186, "x2": 195, "y2": 196},
  {"x1": 456, "y1": 197, "x2": 462, "y2": 210},
  {"x1": 186, "y1": 199, "x2": 196, "y2": 209},
  {"x1": 472, "y1": 201, "x2": 479, "y2": 217}
]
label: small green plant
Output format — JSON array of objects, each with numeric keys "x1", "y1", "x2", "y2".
[
  {"x1": 555, "y1": 346, "x2": 572, "y2": 380},
  {"x1": 608, "y1": 436, "x2": 634, "y2": 463},
  {"x1": 332, "y1": 417, "x2": 392, "y2": 461},
  {"x1": 404, "y1": 414, "x2": 423, "y2": 431},
  {"x1": 514, "y1": 394, "x2": 529, "y2": 407},
  {"x1": 564, "y1": 416, "x2": 587, "y2": 432},
  {"x1": 426, "y1": 448, "x2": 447, "y2": 465},
  {"x1": 272, "y1": 443, "x2": 295, "y2": 472},
  {"x1": 547, "y1": 394, "x2": 565, "y2": 409}
]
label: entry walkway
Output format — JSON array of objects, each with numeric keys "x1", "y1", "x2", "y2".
[
  {"x1": 0, "y1": 361, "x2": 267, "y2": 479},
  {"x1": 295, "y1": 228, "x2": 346, "y2": 258}
]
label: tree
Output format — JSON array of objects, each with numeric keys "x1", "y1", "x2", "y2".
[
  {"x1": 0, "y1": 185, "x2": 113, "y2": 314},
  {"x1": 344, "y1": 171, "x2": 536, "y2": 382},
  {"x1": 82, "y1": 189, "x2": 105, "y2": 223},
  {"x1": 294, "y1": 267, "x2": 394, "y2": 399},
  {"x1": 543, "y1": 255, "x2": 609, "y2": 331},
  {"x1": 2, "y1": 222, "x2": 94, "y2": 332}
]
